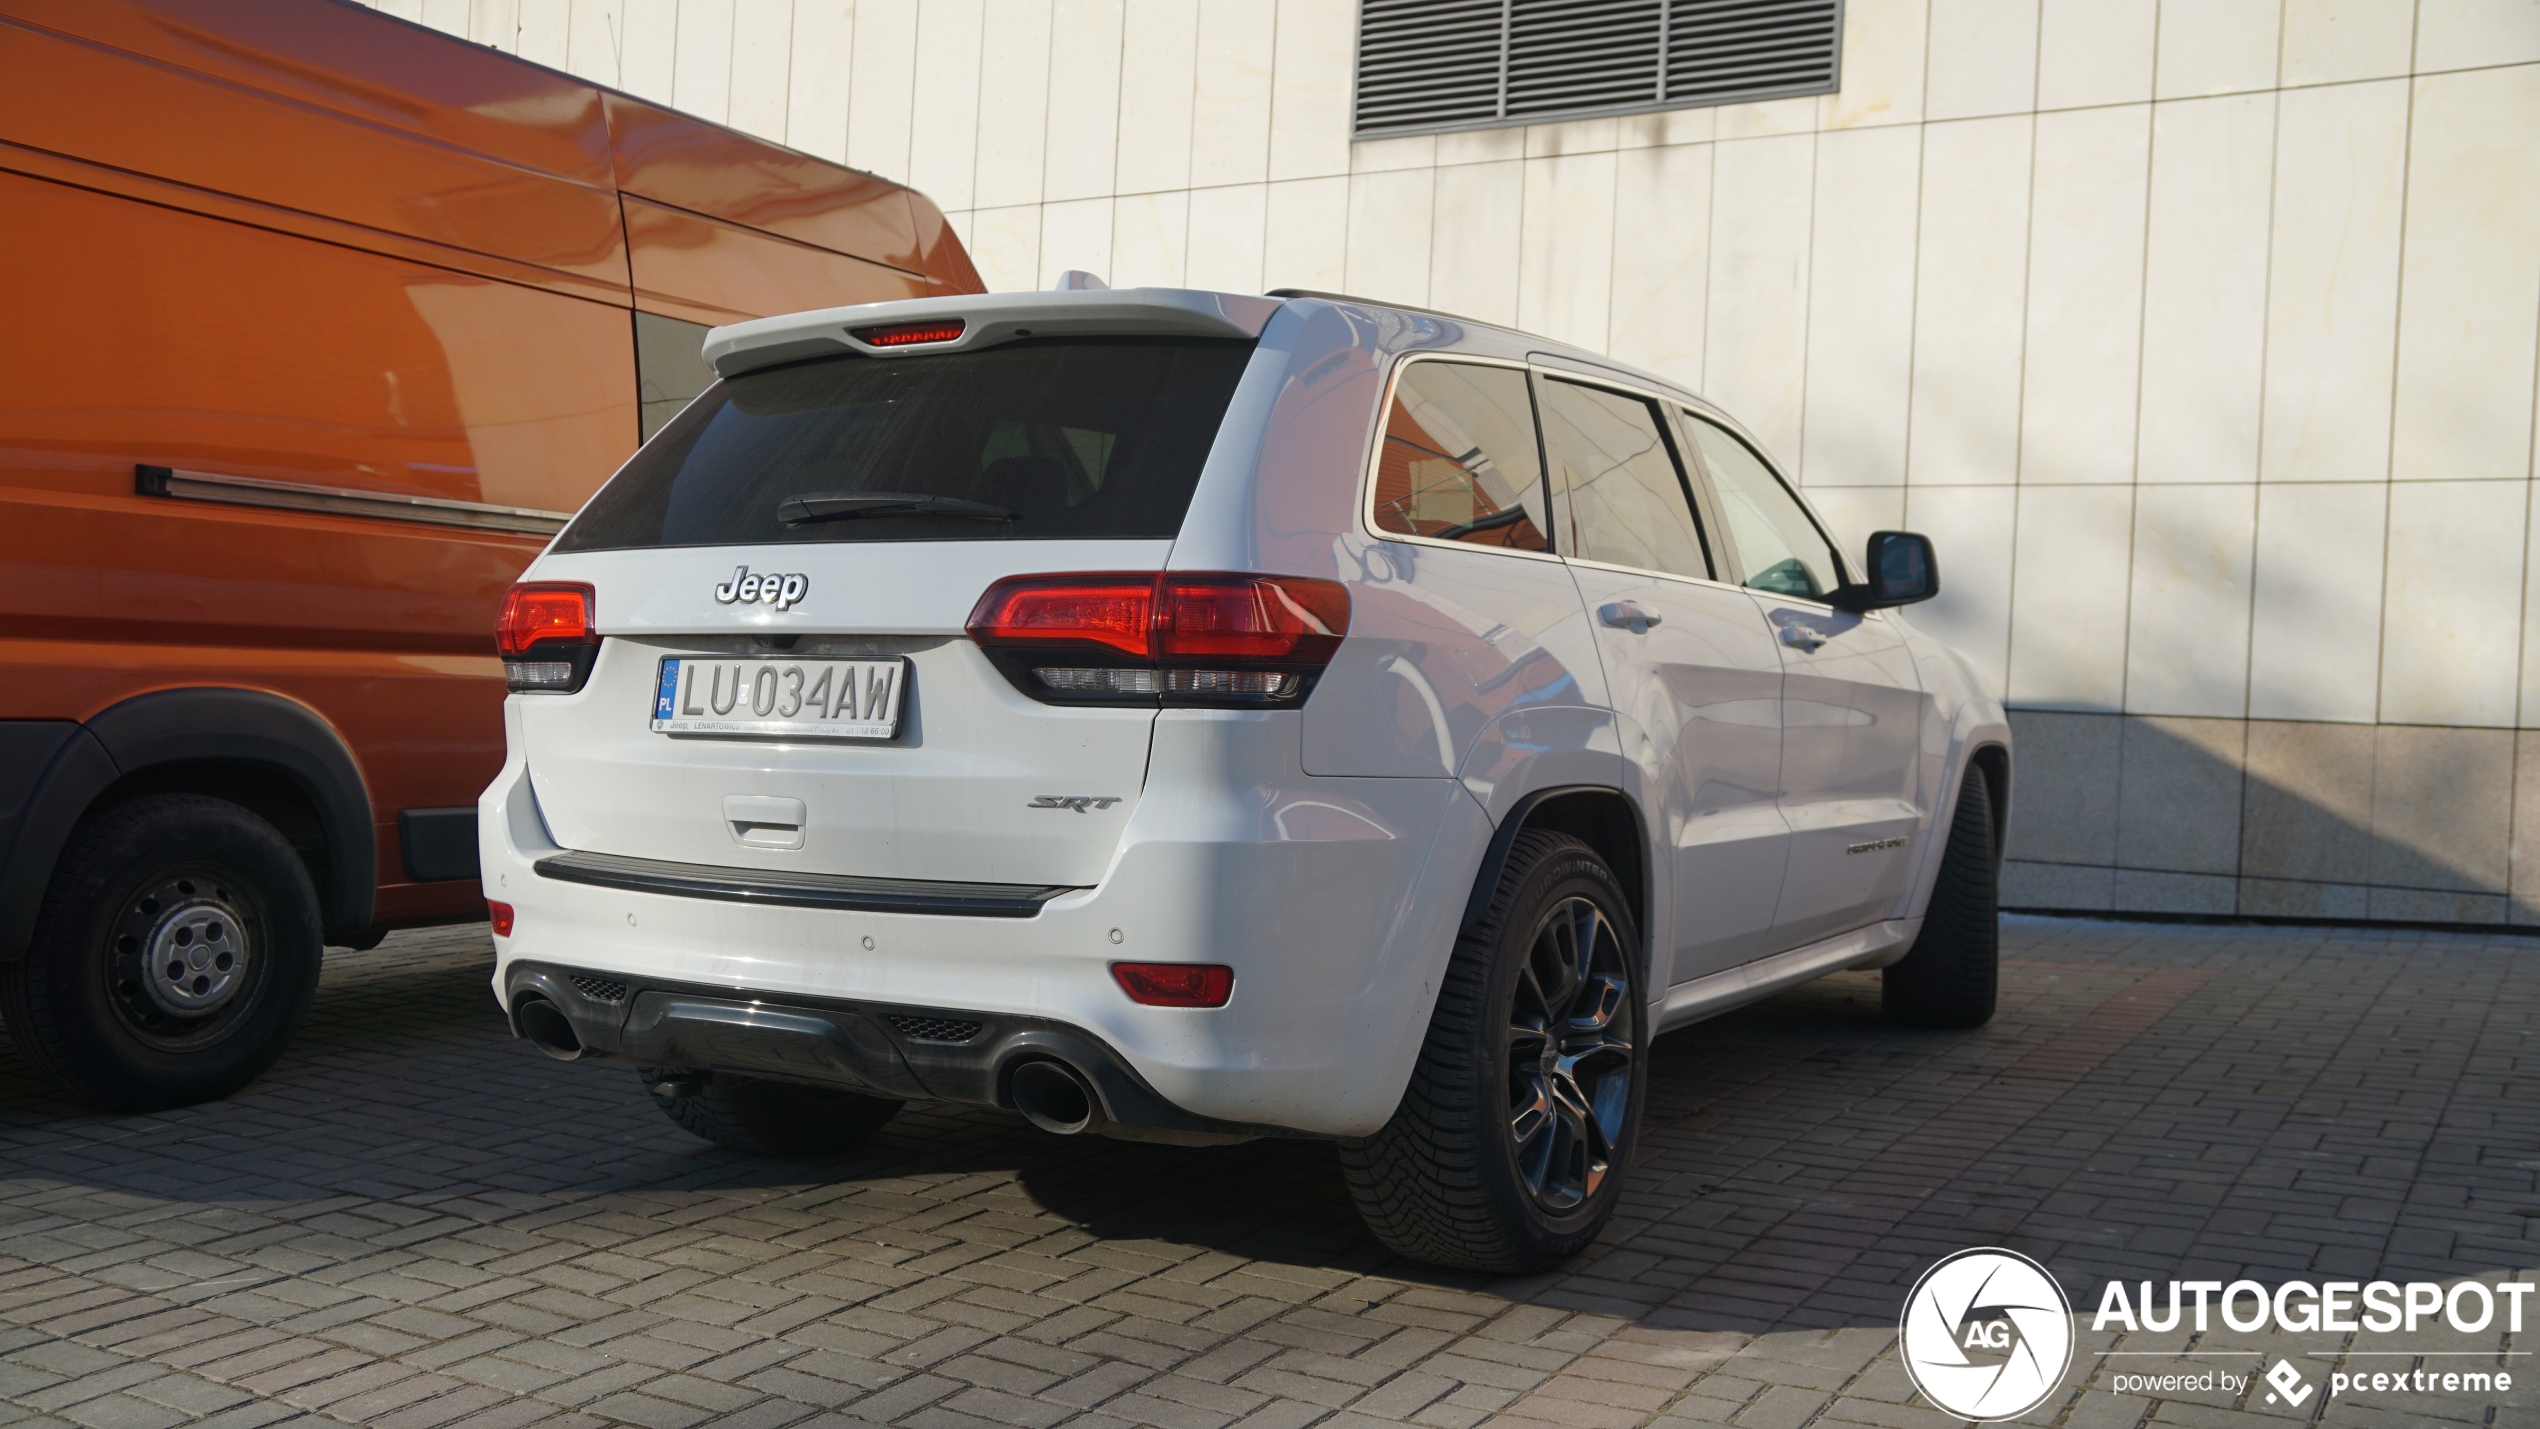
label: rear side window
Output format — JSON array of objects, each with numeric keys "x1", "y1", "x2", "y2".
[
  {"x1": 1369, "y1": 361, "x2": 1551, "y2": 552},
  {"x1": 557, "y1": 337, "x2": 1257, "y2": 550},
  {"x1": 1540, "y1": 378, "x2": 1711, "y2": 581}
]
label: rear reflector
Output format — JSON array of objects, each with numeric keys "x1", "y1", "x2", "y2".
[
  {"x1": 487, "y1": 901, "x2": 515, "y2": 937},
  {"x1": 853, "y1": 320, "x2": 966, "y2": 347},
  {"x1": 1111, "y1": 962, "x2": 1234, "y2": 1008}
]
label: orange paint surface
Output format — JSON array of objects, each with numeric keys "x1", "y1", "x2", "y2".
[{"x1": 0, "y1": 0, "x2": 983, "y2": 923}]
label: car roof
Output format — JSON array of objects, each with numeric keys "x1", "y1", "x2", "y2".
[{"x1": 698, "y1": 285, "x2": 1743, "y2": 448}]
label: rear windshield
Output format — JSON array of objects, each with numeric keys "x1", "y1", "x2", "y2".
[{"x1": 556, "y1": 337, "x2": 1258, "y2": 551}]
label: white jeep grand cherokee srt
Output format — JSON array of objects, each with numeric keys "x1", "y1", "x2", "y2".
[{"x1": 480, "y1": 286, "x2": 2011, "y2": 1272}]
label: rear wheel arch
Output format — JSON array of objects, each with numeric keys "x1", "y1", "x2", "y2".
[
  {"x1": 72, "y1": 691, "x2": 374, "y2": 941},
  {"x1": 1466, "y1": 786, "x2": 1651, "y2": 982}
]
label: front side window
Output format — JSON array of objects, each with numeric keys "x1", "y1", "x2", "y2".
[
  {"x1": 1540, "y1": 378, "x2": 1710, "y2": 581},
  {"x1": 1685, "y1": 415, "x2": 1842, "y2": 600},
  {"x1": 1370, "y1": 361, "x2": 1550, "y2": 552},
  {"x1": 556, "y1": 337, "x2": 1256, "y2": 550}
]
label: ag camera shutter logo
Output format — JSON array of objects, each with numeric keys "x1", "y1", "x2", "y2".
[{"x1": 1899, "y1": 1248, "x2": 2074, "y2": 1421}]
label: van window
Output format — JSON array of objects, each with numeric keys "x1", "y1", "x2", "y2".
[
  {"x1": 1685, "y1": 416, "x2": 1843, "y2": 599},
  {"x1": 634, "y1": 312, "x2": 716, "y2": 442},
  {"x1": 556, "y1": 337, "x2": 1257, "y2": 550},
  {"x1": 1540, "y1": 378, "x2": 1710, "y2": 580},
  {"x1": 1370, "y1": 361, "x2": 1550, "y2": 552}
]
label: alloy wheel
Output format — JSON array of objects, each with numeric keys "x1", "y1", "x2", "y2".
[{"x1": 1505, "y1": 895, "x2": 1635, "y2": 1211}]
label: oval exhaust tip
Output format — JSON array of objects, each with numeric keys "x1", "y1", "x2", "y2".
[
  {"x1": 1009, "y1": 1059, "x2": 1101, "y2": 1135},
  {"x1": 515, "y1": 996, "x2": 585, "y2": 1061}
]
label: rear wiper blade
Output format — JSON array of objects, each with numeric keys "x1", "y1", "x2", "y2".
[{"x1": 777, "y1": 491, "x2": 1013, "y2": 525}]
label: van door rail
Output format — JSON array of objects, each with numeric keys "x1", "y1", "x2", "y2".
[{"x1": 136, "y1": 465, "x2": 571, "y2": 535}]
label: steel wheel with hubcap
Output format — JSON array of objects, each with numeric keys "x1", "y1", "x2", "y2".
[
  {"x1": 110, "y1": 869, "x2": 264, "y2": 1045},
  {"x1": 0, "y1": 794, "x2": 322, "y2": 1110},
  {"x1": 1341, "y1": 830, "x2": 1647, "y2": 1273}
]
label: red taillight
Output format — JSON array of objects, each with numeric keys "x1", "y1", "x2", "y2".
[
  {"x1": 1111, "y1": 962, "x2": 1233, "y2": 1008},
  {"x1": 966, "y1": 573, "x2": 1350, "y2": 707},
  {"x1": 854, "y1": 320, "x2": 966, "y2": 347},
  {"x1": 967, "y1": 575, "x2": 1157, "y2": 657},
  {"x1": 497, "y1": 582, "x2": 594, "y2": 655},
  {"x1": 487, "y1": 901, "x2": 515, "y2": 937},
  {"x1": 1157, "y1": 576, "x2": 1349, "y2": 661},
  {"x1": 498, "y1": 582, "x2": 599, "y2": 693}
]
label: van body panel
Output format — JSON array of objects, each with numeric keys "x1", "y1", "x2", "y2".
[
  {"x1": 603, "y1": 94, "x2": 922, "y2": 275},
  {"x1": 0, "y1": 171, "x2": 639, "y2": 515},
  {"x1": 4, "y1": 0, "x2": 618, "y2": 186},
  {"x1": 0, "y1": 13, "x2": 629, "y2": 287},
  {"x1": 0, "y1": 0, "x2": 983, "y2": 932},
  {"x1": 623, "y1": 198, "x2": 929, "y2": 329}
]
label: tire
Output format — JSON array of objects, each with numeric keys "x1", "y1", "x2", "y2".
[
  {"x1": 1339, "y1": 830, "x2": 1647, "y2": 1273},
  {"x1": 640, "y1": 1068, "x2": 902, "y2": 1157},
  {"x1": 0, "y1": 794, "x2": 323, "y2": 1110},
  {"x1": 1883, "y1": 764, "x2": 2000, "y2": 1029}
]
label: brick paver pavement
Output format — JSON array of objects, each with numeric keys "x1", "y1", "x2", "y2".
[{"x1": 0, "y1": 918, "x2": 2529, "y2": 1429}]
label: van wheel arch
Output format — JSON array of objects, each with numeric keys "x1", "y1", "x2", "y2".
[{"x1": 0, "y1": 690, "x2": 375, "y2": 958}]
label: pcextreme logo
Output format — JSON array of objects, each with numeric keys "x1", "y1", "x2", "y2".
[{"x1": 1898, "y1": 1248, "x2": 2075, "y2": 1421}]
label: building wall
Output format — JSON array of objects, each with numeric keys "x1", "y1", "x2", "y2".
[{"x1": 376, "y1": 0, "x2": 2540, "y2": 923}]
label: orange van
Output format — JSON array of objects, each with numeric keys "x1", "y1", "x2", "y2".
[{"x1": 0, "y1": 0, "x2": 983, "y2": 1108}]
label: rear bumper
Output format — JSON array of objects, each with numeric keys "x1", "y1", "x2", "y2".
[
  {"x1": 480, "y1": 706, "x2": 1490, "y2": 1138},
  {"x1": 505, "y1": 960, "x2": 1298, "y2": 1140}
]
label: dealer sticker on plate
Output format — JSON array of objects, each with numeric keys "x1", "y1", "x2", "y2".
[{"x1": 651, "y1": 656, "x2": 904, "y2": 739}]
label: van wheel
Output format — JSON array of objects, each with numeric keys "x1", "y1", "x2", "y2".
[
  {"x1": 1883, "y1": 765, "x2": 2000, "y2": 1029},
  {"x1": 1339, "y1": 831, "x2": 1645, "y2": 1273},
  {"x1": 640, "y1": 1068, "x2": 902, "y2": 1157},
  {"x1": 0, "y1": 795, "x2": 323, "y2": 1110}
]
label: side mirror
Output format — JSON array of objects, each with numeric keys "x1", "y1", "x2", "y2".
[{"x1": 1831, "y1": 530, "x2": 1939, "y2": 611}]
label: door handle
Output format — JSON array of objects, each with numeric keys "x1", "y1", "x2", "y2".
[
  {"x1": 1598, "y1": 601, "x2": 1662, "y2": 632},
  {"x1": 1780, "y1": 625, "x2": 1828, "y2": 652}
]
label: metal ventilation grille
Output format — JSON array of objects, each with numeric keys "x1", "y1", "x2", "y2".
[
  {"x1": 885, "y1": 1014, "x2": 984, "y2": 1044},
  {"x1": 570, "y1": 976, "x2": 628, "y2": 1003},
  {"x1": 1353, "y1": 0, "x2": 1842, "y2": 139}
]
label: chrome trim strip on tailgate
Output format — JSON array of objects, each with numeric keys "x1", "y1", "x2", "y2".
[
  {"x1": 531, "y1": 850, "x2": 1078, "y2": 918},
  {"x1": 136, "y1": 465, "x2": 571, "y2": 535}
]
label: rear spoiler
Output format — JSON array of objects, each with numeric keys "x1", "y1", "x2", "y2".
[{"x1": 702, "y1": 288, "x2": 1288, "y2": 378}]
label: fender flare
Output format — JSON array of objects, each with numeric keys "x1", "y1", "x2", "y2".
[
  {"x1": 0, "y1": 723, "x2": 117, "y2": 960},
  {"x1": 1896, "y1": 740, "x2": 2012, "y2": 930},
  {"x1": 0, "y1": 690, "x2": 376, "y2": 957},
  {"x1": 1458, "y1": 783, "x2": 1653, "y2": 976}
]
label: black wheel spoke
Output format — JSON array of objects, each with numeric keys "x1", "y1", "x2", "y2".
[
  {"x1": 1503, "y1": 893, "x2": 1637, "y2": 1217},
  {"x1": 1568, "y1": 973, "x2": 1625, "y2": 1033}
]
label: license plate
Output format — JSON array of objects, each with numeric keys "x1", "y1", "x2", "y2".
[{"x1": 650, "y1": 657, "x2": 905, "y2": 739}]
